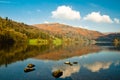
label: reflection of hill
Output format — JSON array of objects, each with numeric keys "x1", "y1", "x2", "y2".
[
  {"x1": 35, "y1": 44, "x2": 101, "y2": 60},
  {"x1": 96, "y1": 33, "x2": 120, "y2": 42},
  {"x1": 1, "y1": 42, "x2": 118, "y2": 67},
  {"x1": 0, "y1": 43, "x2": 50, "y2": 66},
  {"x1": 95, "y1": 43, "x2": 120, "y2": 51}
]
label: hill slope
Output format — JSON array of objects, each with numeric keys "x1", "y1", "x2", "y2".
[
  {"x1": 0, "y1": 17, "x2": 50, "y2": 43},
  {"x1": 96, "y1": 33, "x2": 120, "y2": 42},
  {"x1": 34, "y1": 23, "x2": 103, "y2": 40}
]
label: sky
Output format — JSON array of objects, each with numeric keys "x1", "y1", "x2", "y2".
[{"x1": 0, "y1": 0, "x2": 120, "y2": 32}]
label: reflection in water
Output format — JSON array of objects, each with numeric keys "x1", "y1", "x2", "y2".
[
  {"x1": 0, "y1": 43, "x2": 50, "y2": 66},
  {"x1": 84, "y1": 62, "x2": 112, "y2": 72},
  {"x1": 0, "y1": 42, "x2": 101, "y2": 66},
  {"x1": 96, "y1": 42, "x2": 120, "y2": 51},
  {"x1": 61, "y1": 65, "x2": 80, "y2": 78},
  {"x1": 115, "y1": 61, "x2": 120, "y2": 66},
  {"x1": 35, "y1": 44, "x2": 101, "y2": 60},
  {"x1": 0, "y1": 42, "x2": 120, "y2": 80},
  {"x1": 52, "y1": 64, "x2": 80, "y2": 78},
  {"x1": 0, "y1": 43, "x2": 27, "y2": 67}
]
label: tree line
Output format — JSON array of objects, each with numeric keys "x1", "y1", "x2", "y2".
[{"x1": 0, "y1": 16, "x2": 92, "y2": 44}]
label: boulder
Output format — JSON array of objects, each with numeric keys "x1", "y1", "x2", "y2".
[
  {"x1": 64, "y1": 61, "x2": 73, "y2": 66},
  {"x1": 52, "y1": 70, "x2": 63, "y2": 78},
  {"x1": 24, "y1": 67, "x2": 35, "y2": 72},
  {"x1": 27, "y1": 64, "x2": 35, "y2": 68},
  {"x1": 73, "y1": 62, "x2": 78, "y2": 64}
]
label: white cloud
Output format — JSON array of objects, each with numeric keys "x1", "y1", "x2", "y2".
[
  {"x1": 83, "y1": 12, "x2": 113, "y2": 23},
  {"x1": 52, "y1": 5, "x2": 81, "y2": 20},
  {"x1": 114, "y1": 18, "x2": 120, "y2": 24}
]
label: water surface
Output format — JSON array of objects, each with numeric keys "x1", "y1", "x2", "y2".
[{"x1": 0, "y1": 43, "x2": 120, "y2": 80}]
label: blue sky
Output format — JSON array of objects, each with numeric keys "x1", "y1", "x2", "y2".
[{"x1": 0, "y1": 0, "x2": 120, "y2": 32}]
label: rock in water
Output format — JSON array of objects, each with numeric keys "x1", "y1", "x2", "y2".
[
  {"x1": 27, "y1": 64, "x2": 35, "y2": 68},
  {"x1": 64, "y1": 61, "x2": 73, "y2": 66},
  {"x1": 52, "y1": 70, "x2": 63, "y2": 78},
  {"x1": 24, "y1": 68, "x2": 35, "y2": 72},
  {"x1": 73, "y1": 62, "x2": 78, "y2": 64}
]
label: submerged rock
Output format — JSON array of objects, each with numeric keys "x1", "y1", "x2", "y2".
[
  {"x1": 52, "y1": 70, "x2": 63, "y2": 78},
  {"x1": 27, "y1": 64, "x2": 35, "y2": 68},
  {"x1": 24, "y1": 67, "x2": 35, "y2": 72}
]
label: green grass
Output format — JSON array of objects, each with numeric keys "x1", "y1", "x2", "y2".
[{"x1": 29, "y1": 38, "x2": 62, "y2": 46}]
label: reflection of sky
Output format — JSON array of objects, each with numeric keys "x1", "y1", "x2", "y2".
[
  {"x1": 50, "y1": 51, "x2": 120, "y2": 80},
  {"x1": 0, "y1": 50, "x2": 120, "y2": 80},
  {"x1": 83, "y1": 60, "x2": 120, "y2": 72},
  {"x1": 52, "y1": 64, "x2": 80, "y2": 78},
  {"x1": 69, "y1": 51, "x2": 120, "y2": 72},
  {"x1": 84, "y1": 62, "x2": 112, "y2": 72}
]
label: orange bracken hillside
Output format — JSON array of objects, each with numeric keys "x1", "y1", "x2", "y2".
[{"x1": 33, "y1": 23, "x2": 103, "y2": 39}]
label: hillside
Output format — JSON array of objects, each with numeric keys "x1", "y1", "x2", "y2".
[
  {"x1": 1, "y1": 16, "x2": 119, "y2": 44},
  {"x1": 34, "y1": 23, "x2": 103, "y2": 40},
  {"x1": 1, "y1": 17, "x2": 101, "y2": 44},
  {"x1": 96, "y1": 33, "x2": 120, "y2": 42},
  {"x1": 0, "y1": 17, "x2": 50, "y2": 43}
]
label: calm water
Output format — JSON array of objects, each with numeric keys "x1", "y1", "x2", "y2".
[{"x1": 0, "y1": 43, "x2": 120, "y2": 80}]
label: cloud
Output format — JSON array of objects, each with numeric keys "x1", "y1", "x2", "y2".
[
  {"x1": 52, "y1": 5, "x2": 81, "y2": 20},
  {"x1": 114, "y1": 18, "x2": 120, "y2": 24},
  {"x1": 83, "y1": 12, "x2": 113, "y2": 23},
  {"x1": 84, "y1": 62, "x2": 112, "y2": 72}
]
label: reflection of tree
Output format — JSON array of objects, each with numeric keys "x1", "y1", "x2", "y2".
[
  {"x1": 0, "y1": 43, "x2": 27, "y2": 67},
  {"x1": 113, "y1": 42, "x2": 120, "y2": 50},
  {"x1": 35, "y1": 43, "x2": 101, "y2": 60},
  {"x1": 0, "y1": 43, "x2": 50, "y2": 66}
]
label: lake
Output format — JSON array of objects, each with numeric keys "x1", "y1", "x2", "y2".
[{"x1": 0, "y1": 43, "x2": 120, "y2": 80}]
